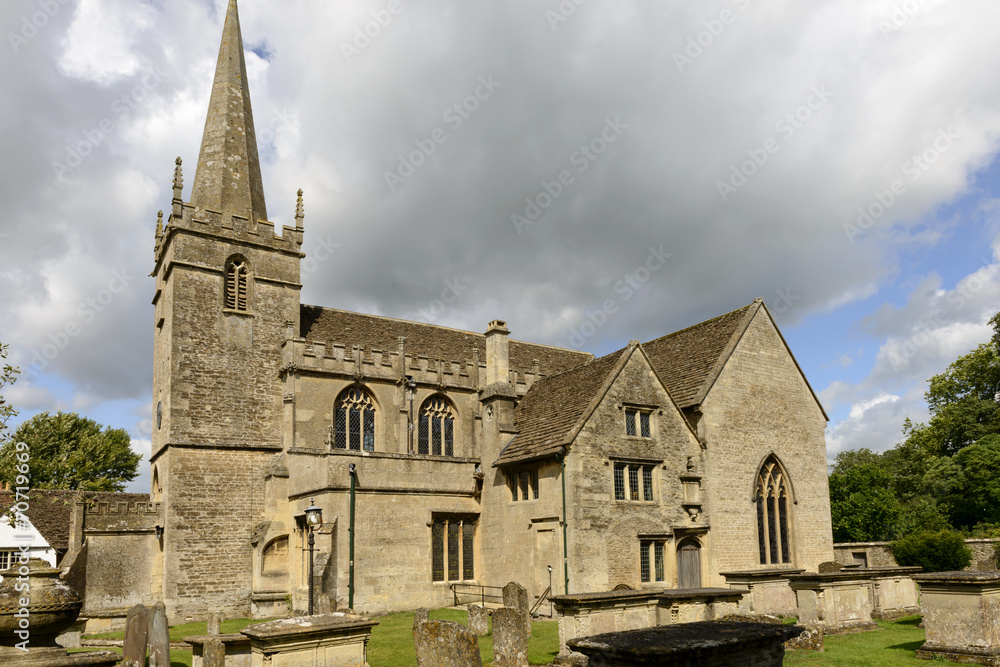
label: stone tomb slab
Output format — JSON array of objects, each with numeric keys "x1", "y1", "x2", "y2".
[
  {"x1": 468, "y1": 604, "x2": 489, "y2": 636},
  {"x1": 566, "y1": 620, "x2": 804, "y2": 667},
  {"x1": 413, "y1": 619, "x2": 483, "y2": 667},
  {"x1": 242, "y1": 613, "x2": 378, "y2": 667},
  {"x1": 913, "y1": 571, "x2": 1000, "y2": 666}
]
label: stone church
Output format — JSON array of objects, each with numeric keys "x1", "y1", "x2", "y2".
[{"x1": 138, "y1": 0, "x2": 834, "y2": 619}]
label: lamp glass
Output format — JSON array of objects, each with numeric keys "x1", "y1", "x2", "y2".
[{"x1": 305, "y1": 501, "x2": 323, "y2": 527}]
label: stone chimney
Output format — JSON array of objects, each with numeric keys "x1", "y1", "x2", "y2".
[{"x1": 485, "y1": 319, "x2": 510, "y2": 386}]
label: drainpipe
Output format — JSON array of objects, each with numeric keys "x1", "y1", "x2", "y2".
[
  {"x1": 559, "y1": 452, "x2": 569, "y2": 594},
  {"x1": 348, "y1": 463, "x2": 357, "y2": 610}
]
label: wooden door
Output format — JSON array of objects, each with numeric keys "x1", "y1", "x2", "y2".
[{"x1": 677, "y1": 540, "x2": 701, "y2": 589}]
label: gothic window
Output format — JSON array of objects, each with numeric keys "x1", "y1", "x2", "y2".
[
  {"x1": 755, "y1": 456, "x2": 792, "y2": 565},
  {"x1": 332, "y1": 387, "x2": 376, "y2": 451},
  {"x1": 418, "y1": 396, "x2": 456, "y2": 456},
  {"x1": 224, "y1": 257, "x2": 249, "y2": 311},
  {"x1": 431, "y1": 515, "x2": 476, "y2": 582}
]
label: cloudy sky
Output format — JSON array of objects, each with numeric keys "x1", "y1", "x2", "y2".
[{"x1": 1, "y1": 0, "x2": 999, "y2": 493}]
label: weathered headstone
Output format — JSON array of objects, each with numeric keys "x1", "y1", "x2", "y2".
[
  {"x1": 206, "y1": 612, "x2": 222, "y2": 635},
  {"x1": 468, "y1": 603, "x2": 489, "y2": 636},
  {"x1": 203, "y1": 637, "x2": 226, "y2": 667},
  {"x1": 502, "y1": 581, "x2": 531, "y2": 637},
  {"x1": 492, "y1": 607, "x2": 528, "y2": 667},
  {"x1": 147, "y1": 601, "x2": 171, "y2": 667},
  {"x1": 413, "y1": 619, "x2": 483, "y2": 667},
  {"x1": 317, "y1": 593, "x2": 334, "y2": 614},
  {"x1": 122, "y1": 604, "x2": 149, "y2": 667},
  {"x1": 413, "y1": 607, "x2": 429, "y2": 628},
  {"x1": 817, "y1": 561, "x2": 843, "y2": 573}
]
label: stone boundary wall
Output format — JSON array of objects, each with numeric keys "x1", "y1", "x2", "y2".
[{"x1": 834, "y1": 539, "x2": 1000, "y2": 571}]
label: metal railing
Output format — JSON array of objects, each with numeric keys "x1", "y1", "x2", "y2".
[{"x1": 451, "y1": 583, "x2": 505, "y2": 607}]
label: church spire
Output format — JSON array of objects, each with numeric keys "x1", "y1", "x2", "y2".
[{"x1": 190, "y1": 0, "x2": 267, "y2": 223}]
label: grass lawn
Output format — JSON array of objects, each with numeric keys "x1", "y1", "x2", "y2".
[
  {"x1": 367, "y1": 608, "x2": 559, "y2": 667},
  {"x1": 784, "y1": 615, "x2": 931, "y2": 666}
]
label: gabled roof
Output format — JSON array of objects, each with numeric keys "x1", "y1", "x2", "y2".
[
  {"x1": 495, "y1": 347, "x2": 629, "y2": 466},
  {"x1": 642, "y1": 301, "x2": 758, "y2": 408},
  {"x1": 300, "y1": 305, "x2": 593, "y2": 378},
  {"x1": 0, "y1": 490, "x2": 149, "y2": 552}
]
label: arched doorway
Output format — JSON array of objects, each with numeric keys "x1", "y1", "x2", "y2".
[{"x1": 677, "y1": 539, "x2": 702, "y2": 589}]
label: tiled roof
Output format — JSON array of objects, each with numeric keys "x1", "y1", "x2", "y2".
[
  {"x1": 642, "y1": 302, "x2": 758, "y2": 408},
  {"x1": 300, "y1": 305, "x2": 593, "y2": 378},
  {"x1": 496, "y1": 347, "x2": 629, "y2": 466},
  {"x1": 0, "y1": 490, "x2": 148, "y2": 552}
]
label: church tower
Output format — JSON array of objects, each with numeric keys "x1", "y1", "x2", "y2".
[{"x1": 150, "y1": 0, "x2": 303, "y2": 616}]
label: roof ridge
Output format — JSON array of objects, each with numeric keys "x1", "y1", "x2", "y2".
[
  {"x1": 643, "y1": 301, "x2": 756, "y2": 346},
  {"x1": 300, "y1": 304, "x2": 591, "y2": 357},
  {"x1": 523, "y1": 344, "x2": 628, "y2": 384}
]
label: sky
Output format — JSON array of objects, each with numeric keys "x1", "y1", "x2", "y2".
[{"x1": 1, "y1": 0, "x2": 999, "y2": 494}]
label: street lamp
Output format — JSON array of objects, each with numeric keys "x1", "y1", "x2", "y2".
[{"x1": 304, "y1": 499, "x2": 323, "y2": 615}]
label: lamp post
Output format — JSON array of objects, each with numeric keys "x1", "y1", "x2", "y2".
[{"x1": 304, "y1": 499, "x2": 323, "y2": 615}]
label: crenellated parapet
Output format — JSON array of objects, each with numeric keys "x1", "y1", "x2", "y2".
[
  {"x1": 280, "y1": 336, "x2": 543, "y2": 395},
  {"x1": 81, "y1": 499, "x2": 161, "y2": 533}
]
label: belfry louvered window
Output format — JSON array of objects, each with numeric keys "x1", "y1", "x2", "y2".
[
  {"x1": 755, "y1": 456, "x2": 792, "y2": 565},
  {"x1": 418, "y1": 396, "x2": 455, "y2": 456},
  {"x1": 225, "y1": 257, "x2": 249, "y2": 311},
  {"x1": 332, "y1": 387, "x2": 376, "y2": 451}
]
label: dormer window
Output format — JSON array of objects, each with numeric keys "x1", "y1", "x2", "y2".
[{"x1": 225, "y1": 257, "x2": 249, "y2": 311}]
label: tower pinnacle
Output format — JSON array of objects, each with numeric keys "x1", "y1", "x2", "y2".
[{"x1": 190, "y1": 0, "x2": 267, "y2": 223}]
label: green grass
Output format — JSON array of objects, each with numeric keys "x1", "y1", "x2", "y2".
[
  {"x1": 366, "y1": 608, "x2": 559, "y2": 667},
  {"x1": 784, "y1": 615, "x2": 933, "y2": 666}
]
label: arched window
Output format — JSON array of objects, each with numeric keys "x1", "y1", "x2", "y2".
[
  {"x1": 755, "y1": 456, "x2": 791, "y2": 565},
  {"x1": 332, "y1": 387, "x2": 376, "y2": 451},
  {"x1": 225, "y1": 257, "x2": 249, "y2": 311},
  {"x1": 418, "y1": 396, "x2": 455, "y2": 456},
  {"x1": 261, "y1": 536, "x2": 288, "y2": 575}
]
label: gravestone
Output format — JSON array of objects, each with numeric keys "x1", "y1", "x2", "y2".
[
  {"x1": 785, "y1": 623, "x2": 824, "y2": 651},
  {"x1": 147, "y1": 601, "x2": 171, "y2": 667},
  {"x1": 317, "y1": 593, "x2": 334, "y2": 614},
  {"x1": 122, "y1": 604, "x2": 149, "y2": 667},
  {"x1": 413, "y1": 619, "x2": 483, "y2": 667},
  {"x1": 203, "y1": 637, "x2": 226, "y2": 667},
  {"x1": 492, "y1": 607, "x2": 528, "y2": 667},
  {"x1": 207, "y1": 612, "x2": 222, "y2": 635},
  {"x1": 817, "y1": 561, "x2": 843, "y2": 573},
  {"x1": 413, "y1": 607, "x2": 429, "y2": 628},
  {"x1": 468, "y1": 603, "x2": 489, "y2": 636},
  {"x1": 502, "y1": 581, "x2": 531, "y2": 637}
]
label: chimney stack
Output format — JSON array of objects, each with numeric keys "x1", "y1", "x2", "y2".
[{"x1": 485, "y1": 320, "x2": 510, "y2": 386}]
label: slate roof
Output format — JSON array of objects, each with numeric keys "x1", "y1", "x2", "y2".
[
  {"x1": 495, "y1": 347, "x2": 629, "y2": 466},
  {"x1": 0, "y1": 490, "x2": 148, "y2": 552},
  {"x1": 642, "y1": 302, "x2": 758, "y2": 408},
  {"x1": 300, "y1": 305, "x2": 593, "y2": 377}
]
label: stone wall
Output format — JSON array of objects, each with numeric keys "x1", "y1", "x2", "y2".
[
  {"x1": 699, "y1": 310, "x2": 833, "y2": 578},
  {"x1": 834, "y1": 539, "x2": 1000, "y2": 571}
]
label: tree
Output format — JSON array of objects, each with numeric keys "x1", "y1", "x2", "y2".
[
  {"x1": 829, "y1": 447, "x2": 883, "y2": 475},
  {"x1": 950, "y1": 434, "x2": 1000, "y2": 527},
  {"x1": 0, "y1": 412, "x2": 141, "y2": 491},
  {"x1": 828, "y1": 463, "x2": 901, "y2": 542},
  {"x1": 0, "y1": 342, "x2": 19, "y2": 444},
  {"x1": 891, "y1": 530, "x2": 972, "y2": 572}
]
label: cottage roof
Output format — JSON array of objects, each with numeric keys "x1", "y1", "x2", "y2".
[
  {"x1": 0, "y1": 490, "x2": 149, "y2": 552},
  {"x1": 300, "y1": 305, "x2": 593, "y2": 378},
  {"x1": 495, "y1": 347, "x2": 629, "y2": 466},
  {"x1": 642, "y1": 301, "x2": 758, "y2": 408}
]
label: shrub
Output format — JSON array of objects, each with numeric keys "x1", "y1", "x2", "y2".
[{"x1": 891, "y1": 530, "x2": 972, "y2": 572}]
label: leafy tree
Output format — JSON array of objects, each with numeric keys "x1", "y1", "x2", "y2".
[
  {"x1": 894, "y1": 497, "x2": 951, "y2": 537},
  {"x1": 829, "y1": 447, "x2": 883, "y2": 475},
  {"x1": 828, "y1": 463, "x2": 900, "y2": 542},
  {"x1": 0, "y1": 412, "x2": 141, "y2": 491},
  {"x1": 891, "y1": 530, "x2": 972, "y2": 572},
  {"x1": 950, "y1": 434, "x2": 1000, "y2": 527},
  {"x1": 0, "y1": 342, "x2": 19, "y2": 443}
]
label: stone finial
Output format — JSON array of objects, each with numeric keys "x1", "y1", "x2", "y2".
[
  {"x1": 172, "y1": 157, "x2": 183, "y2": 201},
  {"x1": 154, "y1": 210, "x2": 164, "y2": 253},
  {"x1": 295, "y1": 189, "x2": 304, "y2": 228}
]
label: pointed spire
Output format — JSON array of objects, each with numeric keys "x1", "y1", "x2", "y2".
[
  {"x1": 295, "y1": 189, "x2": 304, "y2": 228},
  {"x1": 172, "y1": 157, "x2": 183, "y2": 201},
  {"x1": 190, "y1": 0, "x2": 267, "y2": 223}
]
